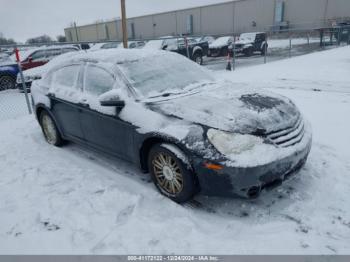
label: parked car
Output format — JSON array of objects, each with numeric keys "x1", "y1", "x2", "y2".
[
  {"x1": 117, "y1": 41, "x2": 146, "y2": 49},
  {"x1": 31, "y1": 49, "x2": 312, "y2": 203},
  {"x1": 333, "y1": 22, "x2": 350, "y2": 42},
  {"x1": 144, "y1": 37, "x2": 209, "y2": 65},
  {"x1": 90, "y1": 42, "x2": 119, "y2": 51},
  {"x1": 17, "y1": 49, "x2": 82, "y2": 92},
  {"x1": 196, "y1": 36, "x2": 216, "y2": 45},
  {"x1": 208, "y1": 36, "x2": 234, "y2": 57},
  {"x1": 0, "y1": 60, "x2": 19, "y2": 90},
  {"x1": 230, "y1": 32, "x2": 268, "y2": 56},
  {"x1": 8, "y1": 45, "x2": 80, "y2": 73}
]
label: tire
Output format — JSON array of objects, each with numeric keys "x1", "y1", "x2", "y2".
[
  {"x1": 0, "y1": 75, "x2": 15, "y2": 91},
  {"x1": 148, "y1": 144, "x2": 197, "y2": 203},
  {"x1": 192, "y1": 52, "x2": 203, "y2": 65},
  {"x1": 222, "y1": 48, "x2": 228, "y2": 57},
  {"x1": 261, "y1": 44, "x2": 267, "y2": 55},
  {"x1": 244, "y1": 47, "x2": 253, "y2": 57},
  {"x1": 39, "y1": 111, "x2": 64, "y2": 147}
]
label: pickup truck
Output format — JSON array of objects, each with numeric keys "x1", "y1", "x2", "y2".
[
  {"x1": 229, "y1": 32, "x2": 268, "y2": 57},
  {"x1": 144, "y1": 37, "x2": 209, "y2": 65}
]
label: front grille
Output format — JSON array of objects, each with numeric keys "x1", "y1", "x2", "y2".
[{"x1": 266, "y1": 117, "x2": 305, "y2": 148}]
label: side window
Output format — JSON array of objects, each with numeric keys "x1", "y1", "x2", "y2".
[
  {"x1": 30, "y1": 50, "x2": 46, "y2": 62},
  {"x1": 61, "y1": 48, "x2": 77, "y2": 54},
  {"x1": 53, "y1": 65, "x2": 81, "y2": 89},
  {"x1": 46, "y1": 49, "x2": 61, "y2": 60},
  {"x1": 84, "y1": 65, "x2": 115, "y2": 96}
]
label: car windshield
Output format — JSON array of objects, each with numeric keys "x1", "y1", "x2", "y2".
[
  {"x1": 240, "y1": 33, "x2": 256, "y2": 41},
  {"x1": 118, "y1": 53, "x2": 214, "y2": 98},
  {"x1": 211, "y1": 36, "x2": 231, "y2": 46}
]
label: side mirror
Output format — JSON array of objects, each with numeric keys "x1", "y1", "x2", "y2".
[{"x1": 28, "y1": 56, "x2": 33, "y2": 62}]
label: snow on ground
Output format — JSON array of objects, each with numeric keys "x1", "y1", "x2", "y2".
[{"x1": 0, "y1": 47, "x2": 350, "y2": 254}]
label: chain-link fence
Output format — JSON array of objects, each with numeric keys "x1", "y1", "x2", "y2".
[{"x1": 1, "y1": 25, "x2": 349, "y2": 121}]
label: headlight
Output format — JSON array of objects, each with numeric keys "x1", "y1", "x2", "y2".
[{"x1": 207, "y1": 129, "x2": 264, "y2": 156}]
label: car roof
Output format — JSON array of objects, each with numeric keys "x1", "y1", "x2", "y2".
[{"x1": 51, "y1": 49, "x2": 168, "y2": 68}]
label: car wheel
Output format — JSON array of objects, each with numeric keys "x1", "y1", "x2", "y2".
[
  {"x1": 244, "y1": 47, "x2": 253, "y2": 57},
  {"x1": 148, "y1": 144, "x2": 197, "y2": 203},
  {"x1": 261, "y1": 44, "x2": 267, "y2": 55},
  {"x1": 0, "y1": 75, "x2": 15, "y2": 91},
  {"x1": 192, "y1": 53, "x2": 203, "y2": 65},
  {"x1": 40, "y1": 111, "x2": 64, "y2": 146}
]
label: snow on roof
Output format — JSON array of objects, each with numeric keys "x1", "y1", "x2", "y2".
[{"x1": 56, "y1": 48, "x2": 170, "y2": 67}]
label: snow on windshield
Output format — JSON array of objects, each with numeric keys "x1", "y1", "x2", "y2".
[
  {"x1": 118, "y1": 52, "x2": 214, "y2": 98},
  {"x1": 210, "y1": 36, "x2": 232, "y2": 47},
  {"x1": 239, "y1": 33, "x2": 257, "y2": 42}
]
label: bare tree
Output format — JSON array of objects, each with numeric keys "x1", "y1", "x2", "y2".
[
  {"x1": 56, "y1": 35, "x2": 66, "y2": 43},
  {"x1": 26, "y1": 35, "x2": 53, "y2": 44}
]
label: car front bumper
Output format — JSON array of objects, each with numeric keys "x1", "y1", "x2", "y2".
[
  {"x1": 17, "y1": 81, "x2": 32, "y2": 92},
  {"x1": 192, "y1": 127, "x2": 312, "y2": 198}
]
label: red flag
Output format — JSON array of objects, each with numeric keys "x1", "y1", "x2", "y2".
[{"x1": 15, "y1": 48, "x2": 20, "y2": 62}]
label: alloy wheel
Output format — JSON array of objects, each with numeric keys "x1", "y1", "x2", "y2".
[
  {"x1": 41, "y1": 114, "x2": 58, "y2": 144},
  {"x1": 152, "y1": 152, "x2": 184, "y2": 195}
]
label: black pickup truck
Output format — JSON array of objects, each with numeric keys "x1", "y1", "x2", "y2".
[
  {"x1": 229, "y1": 32, "x2": 268, "y2": 57},
  {"x1": 144, "y1": 37, "x2": 209, "y2": 65}
]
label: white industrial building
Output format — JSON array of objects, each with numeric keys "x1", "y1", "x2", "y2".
[{"x1": 64, "y1": 0, "x2": 350, "y2": 42}]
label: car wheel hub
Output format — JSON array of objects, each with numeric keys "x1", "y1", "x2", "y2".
[
  {"x1": 162, "y1": 165, "x2": 174, "y2": 180},
  {"x1": 153, "y1": 152, "x2": 184, "y2": 195}
]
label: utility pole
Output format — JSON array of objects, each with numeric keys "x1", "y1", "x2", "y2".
[{"x1": 120, "y1": 0, "x2": 128, "y2": 48}]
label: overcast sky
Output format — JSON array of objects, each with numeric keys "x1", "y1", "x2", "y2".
[{"x1": 0, "y1": 0, "x2": 232, "y2": 42}]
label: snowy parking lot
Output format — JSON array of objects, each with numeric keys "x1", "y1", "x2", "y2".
[{"x1": 0, "y1": 47, "x2": 350, "y2": 254}]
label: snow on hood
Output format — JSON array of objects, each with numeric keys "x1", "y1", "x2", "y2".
[
  {"x1": 209, "y1": 37, "x2": 232, "y2": 49},
  {"x1": 149, "y1": 81, "x2": 300, "y2": 135}
]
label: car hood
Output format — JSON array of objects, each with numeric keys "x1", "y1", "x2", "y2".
[
  {"x1": 149, "y1": 82, "x2": 300, "y2": 135},
  {"x1": 209, "y1": 44, "x2": 227, "y2": 49},
  {"x1": 235, "y1": 40, "x2": 253, "y2": 45}
]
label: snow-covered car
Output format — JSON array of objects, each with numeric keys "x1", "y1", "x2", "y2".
[
  {"x1": 90, "y1": 42, "x2": 120, "y2": 51},
  {"x1": 229, "y1": 32, "x2": 268, "y2": 56},
  {"x1": 208, "y1": 36, "x2": 234, "y2": 57},
  {"x1": 31, "y1": 49, "x2": 312, "y2": 203},
  {"x1": 144, "y1": 38, "x2": 208, "y2": 65},
  {"x1": 196, "y1": 36, "x2": 216, "y2": 45}
]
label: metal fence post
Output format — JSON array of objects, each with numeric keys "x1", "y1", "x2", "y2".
[
  {"x1": 264, "y1": 39, "x2": 267, "y2": 64},
  {"x1": 232, "y1": 40, "x2": 236, "y2": 71},
  {"x1": 289, "y1": 36, "x2": 292, "y2": 58},
  {"x1": 307, "y1": 33, "x2": 310, "y2": 48},
  {"x1": 185, "y1": 36, "x2": 190, "y2": 59},
  {"x1": 15, "y1": 47, "x2": 32, "y2": 114}
]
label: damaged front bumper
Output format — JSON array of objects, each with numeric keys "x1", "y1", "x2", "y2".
[{"x1": 192, "y1": 124, "x2": 312, "y2": 198}]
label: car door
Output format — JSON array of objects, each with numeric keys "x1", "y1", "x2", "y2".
[
  {"x1": 78, "y1": 63, "x2": 135, "y2": 160},
  {"x1": 49, "y1": 63, "x2": 85, "y2": 140}
]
